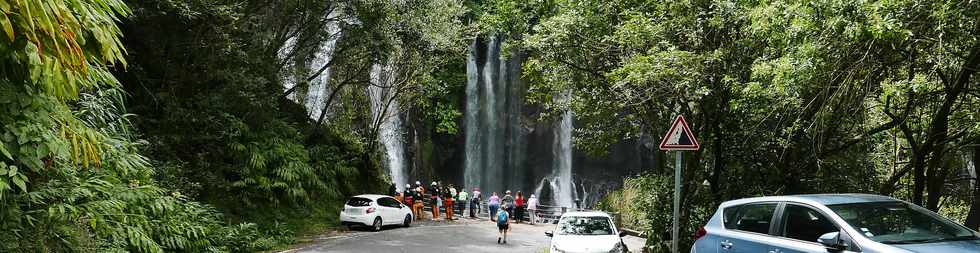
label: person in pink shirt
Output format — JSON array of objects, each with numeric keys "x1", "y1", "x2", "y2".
[{"x1": 488, "y1": 192, "x2": 500, "y2": 221}]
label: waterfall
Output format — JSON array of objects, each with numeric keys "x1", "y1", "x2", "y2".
[
  {"x1": 554, "y1": 94, "x2": 575, "y2": 207},
  {"x1": 481, "y1": 36, "x2": 503, "y2": 193},
  {"x1": 279, "y1": 11, "x2": 341, "y2": 120},
  {"x1": 303, "y1": 22, "x2": 340, "y2": 119},
  {"x1": 462, "y1": 36, "x2": 514, "y2": 195},
  {"x1": 464, "y1": 39, "x2": 482, "y2": 191},
  {"x1": 369, "y1": 63, "x2": 407, "y2": 191},
  {"x1": 464, "y1": 35, "x2": 578, "y2": 206}
]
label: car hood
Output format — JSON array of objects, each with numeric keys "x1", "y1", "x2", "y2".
[
  {"x1": 891, "y1": 239, "x2": 980, "y2": 253},
  {"x1": 551, "y1": 235, "x2": 620, "y2": 253}
]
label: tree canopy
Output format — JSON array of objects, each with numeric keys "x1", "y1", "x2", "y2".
[{"x1": 2, "y1": 0, "x2": 979, "y2": 252}]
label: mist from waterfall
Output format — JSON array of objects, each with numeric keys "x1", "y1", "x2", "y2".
[{"x1": 369, "y1": 63, "x2": 407, "y2": 191}]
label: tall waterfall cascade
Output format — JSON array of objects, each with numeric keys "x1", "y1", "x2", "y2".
[
  {"x1": 278, "y1": 12, "x2": 342, "y2": 120},
  {"x1": 463, "y1": 36, "x2": 578, "y2": 206},
  {"x1": 369, "y1": 63, "x2": 407, "y2": 192},
  {"x1": 277, "y1": 10, "x2": 409, "y2": 191},
  {"x1": 463, "y1": 36, "x2": 527, "y2": 198},
  {"x1": 539, "y1": 89, "x2": 575, "y2": 208},
  {"x1": 463, "y1": 39, "x2": 483, "y2": 192}
]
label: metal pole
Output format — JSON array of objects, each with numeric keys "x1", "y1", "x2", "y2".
[{"x1": 672, "y1": 151, "x2": 682, "y2": 253}]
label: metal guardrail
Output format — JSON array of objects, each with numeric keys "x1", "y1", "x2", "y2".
[
  {"x1": 412, "y1": 199, "x2": 626, "y2": 226},
  {"x1": 412, "y1": 200, "x2": 578, "y2": 222}
]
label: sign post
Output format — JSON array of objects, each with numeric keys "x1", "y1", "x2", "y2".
[{"x1": 659, "y1": 115, "x2": 700, "y2": 253}]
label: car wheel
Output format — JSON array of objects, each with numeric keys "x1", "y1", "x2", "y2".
[
  {"x1": 403, "y1": 214, "x2": 412, "y2": 227},
  {"x1": 372, "y1": 217, "x2": 382, "y2": 232}
]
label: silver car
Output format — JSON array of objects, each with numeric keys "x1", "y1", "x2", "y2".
[{"x1": 691, "y1": 194, "x2": 980, "y2": 253}]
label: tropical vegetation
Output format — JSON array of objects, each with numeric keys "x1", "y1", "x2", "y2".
[{"x1": 2, "y1": 0, "x2": 979, "y2": 252}]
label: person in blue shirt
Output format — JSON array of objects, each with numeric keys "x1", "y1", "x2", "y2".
[{"x1": 496, "y1": 204, "x2": 510, "y2": 244}]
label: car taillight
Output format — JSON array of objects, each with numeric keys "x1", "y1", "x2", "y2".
[
  {"x1": 694, "y1": 226, "x2": 707, "y2": 241},
  {"x1": 366, "y1": 207, "x2": 376, "y2": 214}
]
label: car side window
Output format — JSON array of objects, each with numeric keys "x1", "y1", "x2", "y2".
[
  {"x1": 782, "y1": 204, "x2": 838, "y2": 243},
  {"x1": 377, "y1": 198, "x2": 392, "y2": 208},
  {"x1": 385, "y1": 198, "x2": 401, "y2": 208},
  {"x1": 724, "y1": 203, "x2": 777, "y2": 234}
]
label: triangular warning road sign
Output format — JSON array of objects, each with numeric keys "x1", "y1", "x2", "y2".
[{"x1": 659, "y1": 115, "x2": 700, "y2": 151}]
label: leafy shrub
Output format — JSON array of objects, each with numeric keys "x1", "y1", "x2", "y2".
[
  {"x1": 598, "y1": 174, "x2": 714, "y2": 253},
  {"x1": 217, "y1": 222, "x2": 294, "y2": 253}
]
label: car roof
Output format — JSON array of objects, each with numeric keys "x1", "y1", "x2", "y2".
[
  {"x1": 350, "y1": 194, "x2": 392, "y2": 200},
  {"x1": 560, "y1": 211, "x2": 612, "y2": 218},
  {"x1": 722, "y1": 193, "x2": 899, "y2": 208}
]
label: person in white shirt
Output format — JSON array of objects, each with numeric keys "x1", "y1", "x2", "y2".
[
  {"x1": 527, "y1": 194, "x2": 539, "y2": 225},
  {"x1": 470, "y1": 188, "x2": 481, "y2": 218}
]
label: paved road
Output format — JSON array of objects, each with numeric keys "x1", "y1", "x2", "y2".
[{"x1": 284, "y1": 218, "x2": 645, "y2": 253}]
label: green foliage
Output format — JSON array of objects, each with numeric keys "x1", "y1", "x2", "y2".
[
  {"x1": 598, "y1": 174, "x2": 714, "y2": 253},
  {"x1": 0, "y1": 0, "x2": 130, "y2": 175},
  {"x1": 496, "y1": 0, "x2": 980, "y2": 250},
  {"x1": 0, "y1": 1, "x2": 308, "y2": 252}
]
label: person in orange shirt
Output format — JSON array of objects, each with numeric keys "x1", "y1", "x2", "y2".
[
  {"x1": 414, "y1": 181, "x2": 425, "y2": 219},
  {"x1": 443, "y1": 186, "x2": 454, "y2": 220},
  {"x1": 430, "y1": 182, "x2": 441, "y2": 220},
  {"x1": 394, "y1": 191, "x2": 404, "y2": 204}
]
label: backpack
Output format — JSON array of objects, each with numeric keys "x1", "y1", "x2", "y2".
[{"x1": 496, "y1": 210, "x2": 508, "y2": 225}]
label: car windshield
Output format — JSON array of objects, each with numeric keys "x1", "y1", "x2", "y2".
[
  {"x1": 346, "y1": 197, "x2": 373, "y2": 207},
  {"x1": 829, "y1": 201, "x2": 976, "y2": 244},
  {"x1": 557, "y1": 216, "x2": 614, "y2": 235}
]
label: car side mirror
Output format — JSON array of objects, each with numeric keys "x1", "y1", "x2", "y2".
[
  {"x1": 818, "y1": 232, "x2": 847, "y2": 251},
  {"x1": 619, "y1": 231, "x2": 627, "y2": 237},
  {"x1": 545, "y1": 231, "x2": 553, "y2": 237}
]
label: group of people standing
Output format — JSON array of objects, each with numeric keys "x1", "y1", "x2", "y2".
[
  {"x1": 391, "y1": 182, "x2": 543, "y2": 245},
  {"x1": 488, "y1": 190, "x2": 539, "y2": 244},
  {"x1": 390, "y1": 182, "x2": 540, "y2": 225},
  {"x1": 486, "y1": 190, "x2": 539, "y2": 225},
  {"x1": 393, "y1": 181, "x2": 486, "y2": 221}
]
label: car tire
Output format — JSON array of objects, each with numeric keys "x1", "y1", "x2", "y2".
[
  {"x1": 372, "y1": 217, "x2": 382, "y2": 232},
  {"x1": 403, "y1": 214, "x2": 412, "y2": 227}
]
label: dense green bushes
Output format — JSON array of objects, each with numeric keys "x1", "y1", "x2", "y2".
[
  {"x1": 0, "y1": 0, "x2": 384, "y2": 252},
  {"x1": 597, "y1": 175, "x2": 713, "y2": 253},
  {"x1": 0, "y1": 85, "x2": 283, "y2": 252}
]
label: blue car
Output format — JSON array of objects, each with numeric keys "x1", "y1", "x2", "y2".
[{"x1": 691, "y1": 194, "x2": 980, "y2": 253}]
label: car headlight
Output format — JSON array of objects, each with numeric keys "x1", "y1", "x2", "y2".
[{"x1": 608, "y1": 242, "x2": 624, "y2": 253}]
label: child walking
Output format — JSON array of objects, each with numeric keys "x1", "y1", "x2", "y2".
[{"x1": 496, "y1": 204, "x2": 510, "y2": 244}]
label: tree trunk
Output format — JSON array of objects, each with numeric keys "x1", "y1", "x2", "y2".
[
  {"x1": 912, "y1": 154, "x2": 926, "y2": 206},
  {"x1": 964, "y1": 145, "x2": 980, "y2": 229},
  {"x1": 925, "y1": 161, "x2": 948, "y2": 211}
]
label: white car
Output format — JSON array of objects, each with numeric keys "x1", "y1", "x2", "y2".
[
  {"x1": 339, "y1": 194, "x2": 413, "y2": 231},
  {"x1": 546, "y1": 211, "x2": 629, "y2": 253}
]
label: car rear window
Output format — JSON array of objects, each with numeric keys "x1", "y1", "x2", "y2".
[
  {"x1": 724, "y1": 203, "x2": 777, "y2": 234},
  {"x1": 346, "y1": 197, "x2": 373, "y2": 207}
]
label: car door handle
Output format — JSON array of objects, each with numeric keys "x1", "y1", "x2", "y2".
[{"x1": 720, "y1": 240, "x2": 733, "y2": 250}]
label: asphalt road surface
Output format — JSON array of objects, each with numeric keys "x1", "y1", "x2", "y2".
[{"x1": 283, "y1": 217, "x2": 646, "y2": 253}]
